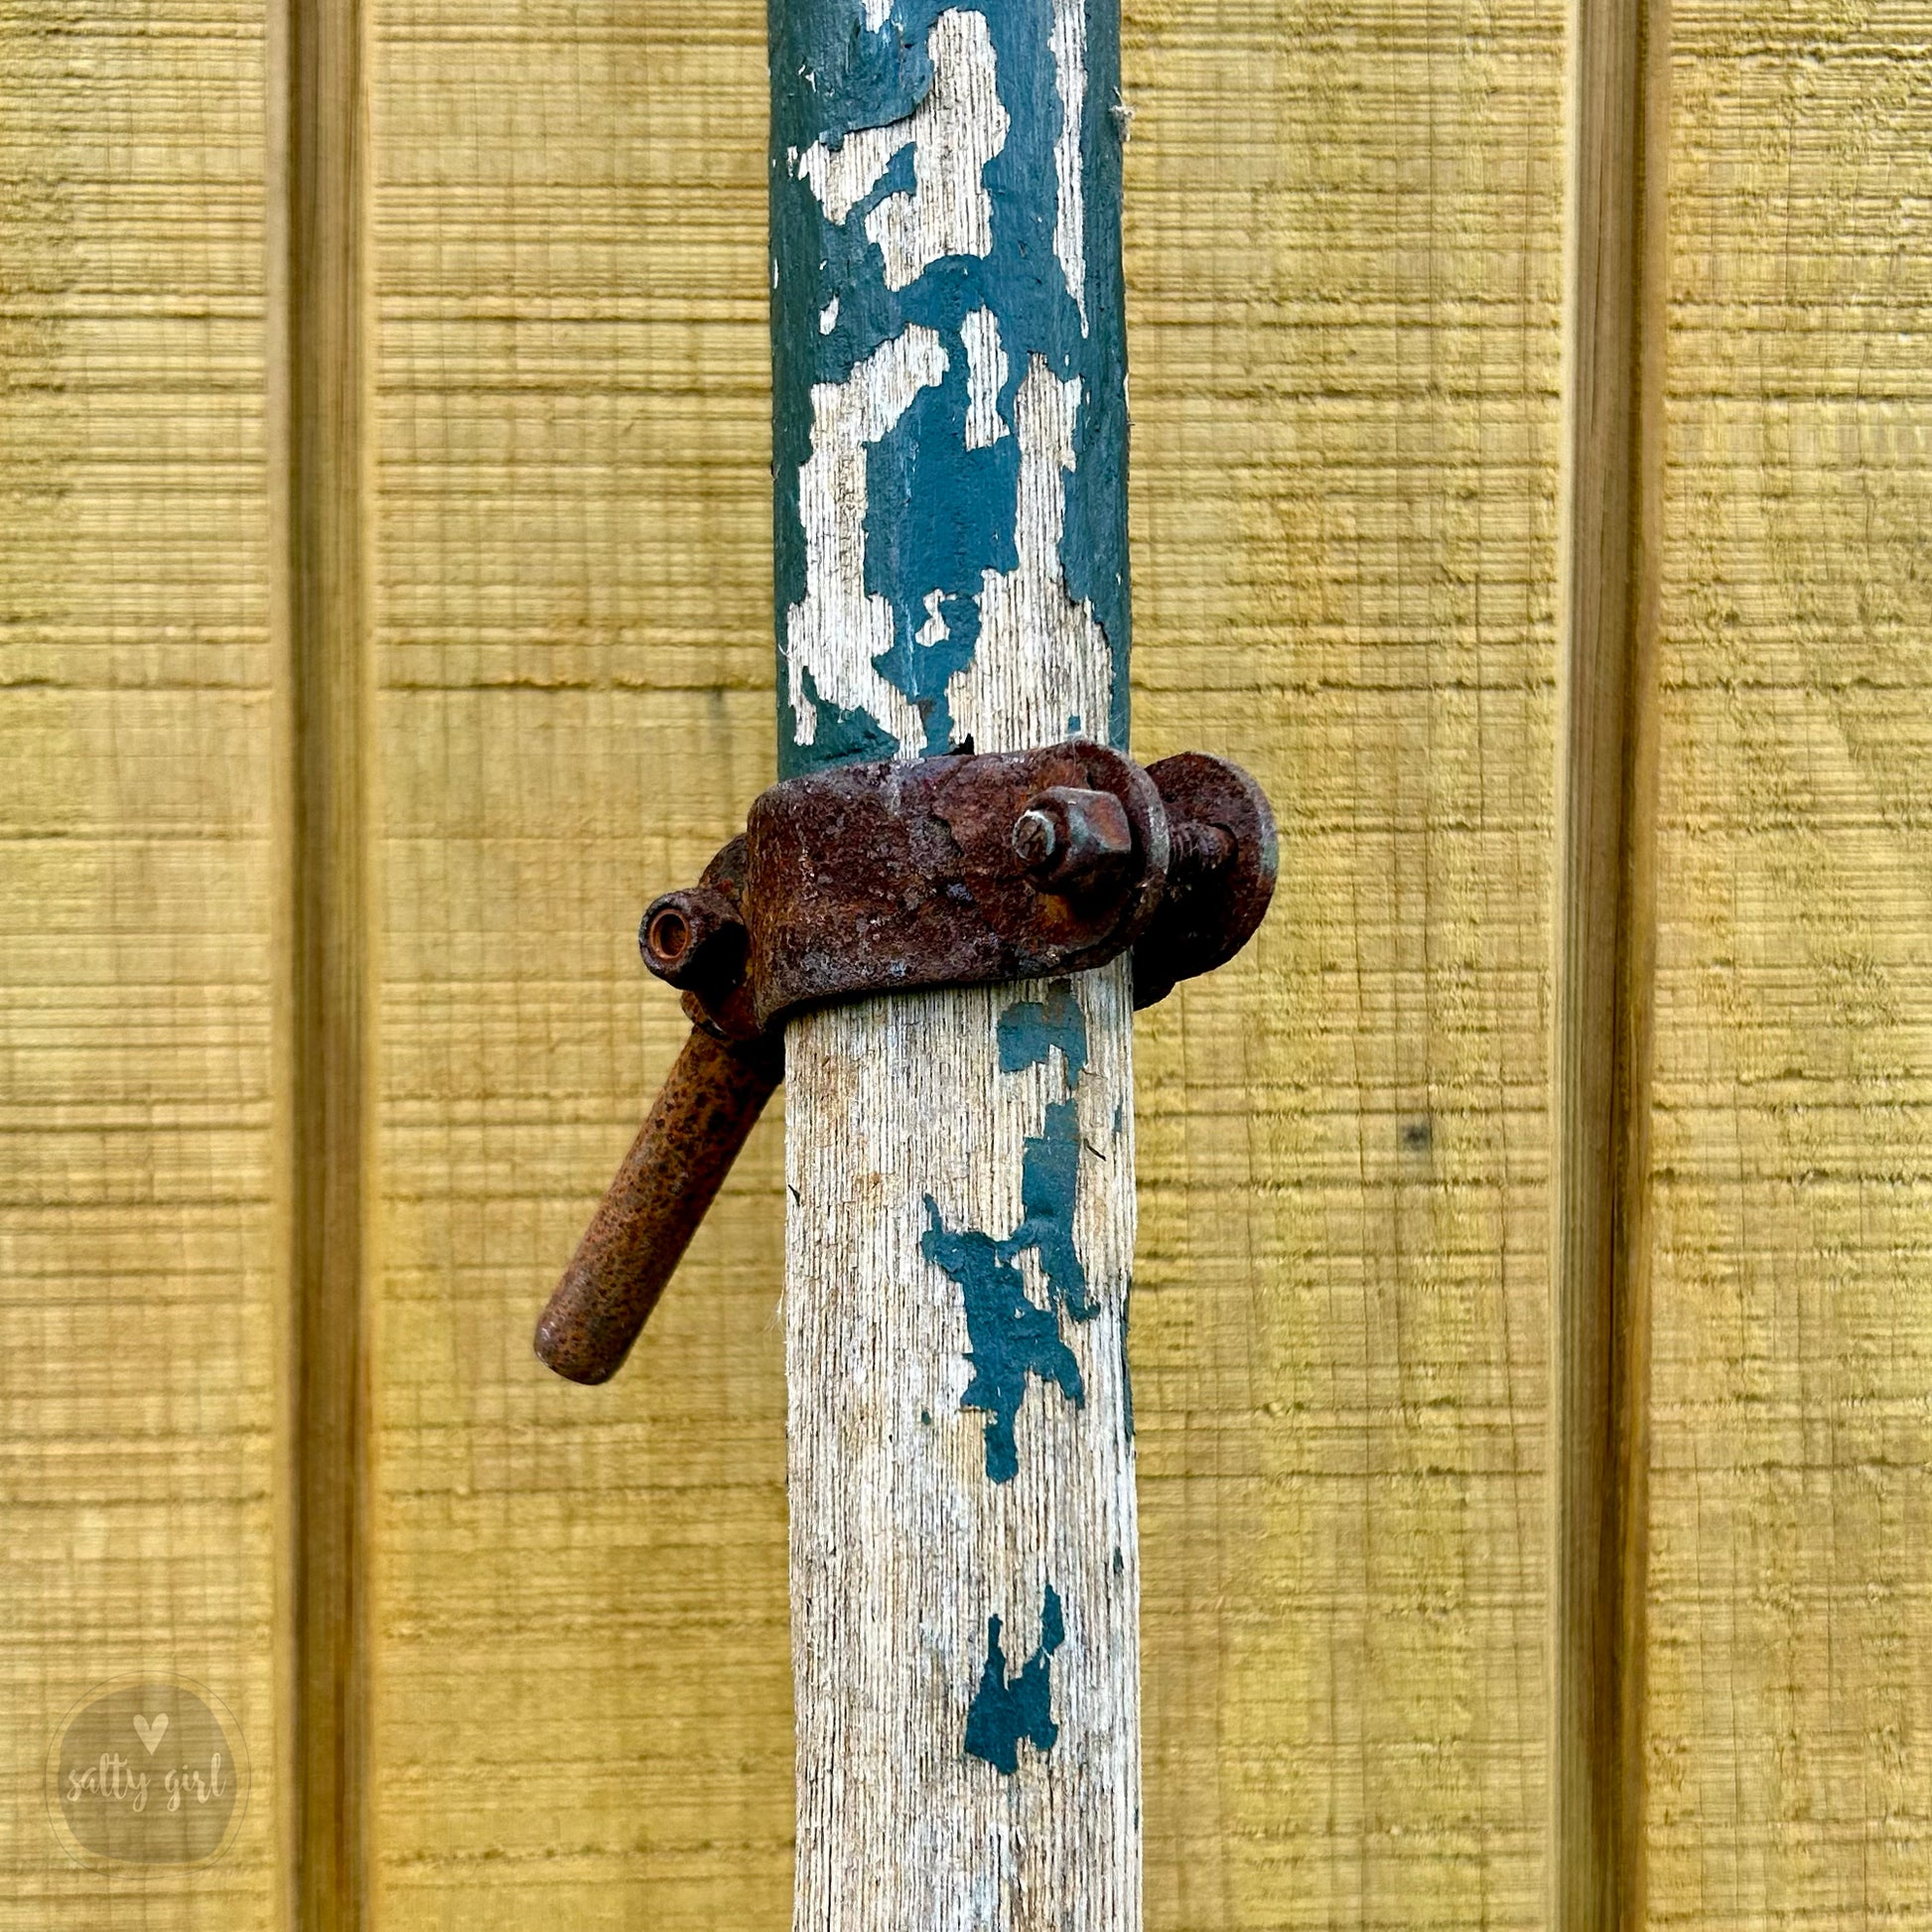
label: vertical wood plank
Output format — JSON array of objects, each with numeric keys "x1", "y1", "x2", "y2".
[
  {"x1": 271, "y1": 0, "x2": 375, "y2": 1919},
  {"x1": 0, "y1": 2, "x2": 282, "y2": 1923},
  {"x1": 1122, "y1": 1, "x2": 1565, "y2": 1921},
  {"x1": 1551, "y1": 0, "x2": 1668, "y2": 1922},
  {"x1": 365, "y1": 4, "x2": 791, "y2": 1925},
  {"x1": 15, "y1": 0, "x2": 1932, "y2": 1925},
  {"x1": 1644, "y1": 8, "x2": 1932, "y2": 1922}
]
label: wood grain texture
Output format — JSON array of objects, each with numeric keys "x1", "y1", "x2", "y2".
[
  {"x1": 1122, "y1": 1, "x2": 1564, "y2": 1921},
  {"x1": 1, "y1": 0, "x2": 1570, "y2": 1921},
  {"x1": 359, "y1": 0, "x2": 1572, "y2": 1920},
  {"x1": 271, "y1": 0, "x2": 375, "y2": 1919},
  {"x1": 24, "y1": 0, "x2": 1932, "y2": 1924},
  {"x1": 1552, "y1": 0, "x2": 1668, "y2": 1922},
  {"x1": 365, "y1": 4, "x2": 790, "y2": 1926},
  {"x1": 1643, "y1": 8, "x2": 1932, "y2": 1922},
  {"x1": 787, "y1": 964, "x2": 1141, "y2": 1932},
  {"x1": 770, "y1": 0, "x2": 1142, "y2": 1913},
  {"x1": 0, "y1": 1, "x2": 281, "y2": 1923}
]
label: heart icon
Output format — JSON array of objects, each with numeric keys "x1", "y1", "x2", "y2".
[{"x1": 132, "y1": 1713, "x2": 169, "y2": 1755}]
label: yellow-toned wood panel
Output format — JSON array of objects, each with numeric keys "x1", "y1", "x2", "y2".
[
  {"x1": 366, "y1": 0, "x2": 1566, "y2": 1924},
  {"x1": 367, "y1": 5, "x2": 790, "y2": 1925},
  {"x1": 1124, "y1": 3, "x2": 1561, "y2": 1922},
  {"x1": 1646, "y1": 10, "x2": 1932, "y2": 1922},
  {"x1": 0, "y1": 4, "x2": 279, "y2": 1925}
]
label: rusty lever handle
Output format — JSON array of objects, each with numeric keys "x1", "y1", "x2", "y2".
[
  {"x1": 536, "y1": 741, "x2": 1276, "y2": 1385},
  {"x1": 534, "y1": 1026, "x2": 782, "y2": 1384}
]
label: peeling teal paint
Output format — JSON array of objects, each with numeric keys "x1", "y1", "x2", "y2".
[
  {"x1": 1016, "y1": 1096, "x2": 1091, "y2": 1317},
  {"x1": 924, "y1": 993, "x2": 1095, "y2": 1483},
  {"x1": 964, "y1": 1584, "x2": 1064, "y2": 1771},
  {"x1": 770, "y1": 0, "x2": 1132, "y2": 1832},
  {"x1": 922, "y1": 1198, "x2": 1082, "y2": 1484},
  {"x1": 794, "y1": 665, "x2": 902, "y2": 766},
  {"x1": 922, "y1": 1095, "x2": 1095, "y2": 1481},
  {"x1": 996, "y1": 981, "x2": 1088, "y2": 1085},
  {"x1": 770, "y1": 0, "x2": 1130, "y2": 774}
]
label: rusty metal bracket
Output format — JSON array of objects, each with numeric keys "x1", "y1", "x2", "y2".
[{"x1": 536, "y1": 739, "x2": 1276, "y2": 1383}]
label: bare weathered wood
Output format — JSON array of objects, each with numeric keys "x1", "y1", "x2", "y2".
[
  {"x1": 771, "y1": 0, "x2": 1142, "y2": 1917},
  {"x1": 788, "y1": 964, "x2": 1140, "y2": 1929}
]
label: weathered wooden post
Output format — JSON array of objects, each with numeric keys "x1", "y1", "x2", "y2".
[
  {"x1": 537, "y1": 1, "x2": 1274, "y2": 1920},
  {"x1": 768, "y1": 0, "x2": 1138, "y2": 1921}
]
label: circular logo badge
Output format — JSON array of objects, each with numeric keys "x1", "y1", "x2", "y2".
[{"x1": 47, "y1": 1678, "x2": 249, "y2": 1867}]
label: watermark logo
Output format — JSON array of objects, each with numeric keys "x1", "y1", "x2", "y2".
[{"x1": 47, "y1": 1678, "x2": 249, "y2": 1867}]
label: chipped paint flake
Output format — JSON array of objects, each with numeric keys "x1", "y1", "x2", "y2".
[
  {"x1": 796, "y1": 9, "x2": 1009, "y2": 293},
  {"x1": 787, "y1": 325, "x2": 948, "y2": 754},
  {"x1": 916, "y1": 588, "x2": 951, "y2": 647},
  {"x1": 923, "y1": 1204, "x2": 1084, "y2": 1485},
  {"x1": 818, "y1": 295, "x2": 840, "y2": 334},
  {"x1": 1049, "y1": 0, "x2": 1088, "y2": 333},
  {"x1": 996, "y1": 982, "x2": 1086, "y2": 1084},
  {"x1": 961, "y1": 305, "x2": 1010, "y2": 449},
  {"x1": 947, "y1": 354, "x2": 1112, "y2": 754},
  {"x1": 964, "y1": 1585, "x2": 1065, "y2": 1772},
  {"x1": 921, "y1": 1069, "x2": 1096, "y2": 1484}
]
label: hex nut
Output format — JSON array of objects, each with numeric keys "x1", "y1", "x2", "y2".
[{"x1": 1012, "y1": 786, "x2": 1134, "y2": 890}]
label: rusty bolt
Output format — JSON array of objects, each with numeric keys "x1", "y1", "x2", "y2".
[
  {"x1": 1011, "y1": 807, "x2": 1060, "y2": 871},
  {"x1": 1012, "y1": 785, "x2": 1135, "y2": 892},
  {"x1": 640, "y1": 886, "x2": 747, "y2": 994},
  {"x1": 1169, "y1": 819, "x2": 1236, "y2": 881}
]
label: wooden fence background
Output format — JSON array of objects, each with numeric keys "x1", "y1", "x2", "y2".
[{"x1": 1, "y1": 0, "x2": 1928, "y2": 1925}]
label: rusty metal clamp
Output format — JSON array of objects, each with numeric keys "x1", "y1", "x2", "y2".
[{"x1": 535, "y1": 739, "x2": 1277, "y2": 1384}]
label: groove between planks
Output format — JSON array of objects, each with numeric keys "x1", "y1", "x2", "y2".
[
  {"x1": 1552, "y1": 0, "x2": 1670, "y2": 1926},
  {"x1": 271, "y1": 0, "x2": 374, "y2": 1924}
]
